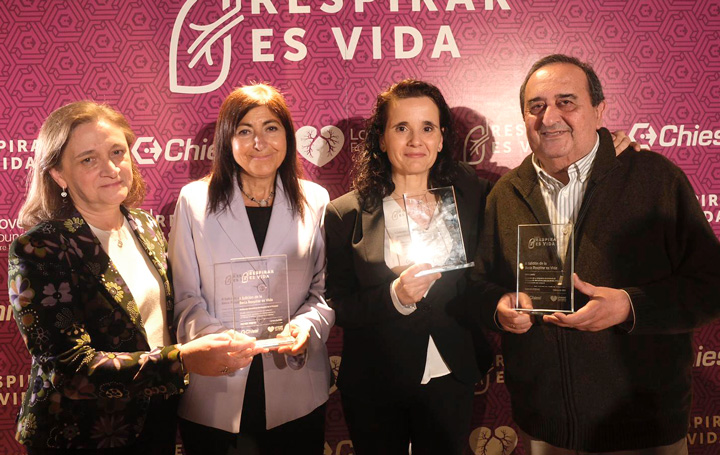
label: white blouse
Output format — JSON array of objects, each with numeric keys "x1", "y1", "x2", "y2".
[{"x1": 89, "y1": 218, "x2": 171, "y2": 348}]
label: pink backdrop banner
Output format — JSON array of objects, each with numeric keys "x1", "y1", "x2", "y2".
[{"x1": 1, "y1": 1, "x2": 720, "y2": 454}]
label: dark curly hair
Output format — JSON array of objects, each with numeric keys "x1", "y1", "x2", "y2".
[{"x1": 352, "y1": 79, "x2": 458, "y2": 211}]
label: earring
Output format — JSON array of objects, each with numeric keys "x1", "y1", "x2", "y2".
[{"x1": 60, "y1": 187, "x2": 68, "y2": 198}]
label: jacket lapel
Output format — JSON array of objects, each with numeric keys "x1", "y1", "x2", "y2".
[
  {"x1": 61, "y1": 210, "x2": 147, "y2": 339},
  {"x1": 259, "y1": 177, "x2": 293, "y2": 256},
  {"x1": 125, "y1": 208, "x2": 175, "y2": 338},
  {"x1": 361, "y1": 202, "x2": 398, "y2": 282},
  {"x1": 214, "y1": 179, "x2": 260, "y2": 258},
  {"x1": 510, "y1": 155, "x2": 552, "y2": 225}
]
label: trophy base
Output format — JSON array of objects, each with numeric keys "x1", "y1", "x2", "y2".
[
  {"x1": 255, "y1": 337, "x2": 295, "y2": 349},
  {"x1": 515, "y1": 308, "x2": 575, "y2": 315},
  {"x1": 414, "y1": 261, "x2": 475, "y2": 277}
]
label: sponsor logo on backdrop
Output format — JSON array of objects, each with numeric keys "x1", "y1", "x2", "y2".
[
  {"x1": 327, "y1": 440, "x2": 354, "y2": 455},
  {"x1": 0, "y1": 304, "x2": 13, "y2": 322},
  {"x1": 329, "y1": 356, "x2": 341, "y2": 394},
  {"x1": 698, "y1": 194, "x2": 720, "y2": 224},
  {"x1": 0, "y1": 375, "x2": 30, "y2": 407},
  {"x1": 688, "y1": 415, "x2": 720, "y2": 445},
  {"x1": 131, "y1": 136, "x2": 215, "y2": 165},
  {"x1": 131, "y1": 133, "x2": 341, "y2": 168},
  {"x1": 462, "y1": 122, "x2": 528, "y2": 165},
  {"x1": 464, "y1": 122, "x2": 491, "y2": 165},
  {"x1": 469, "y1": 426, "x2": 518, "y2": 454},
  {"x1": 0, "y1": 139, "x2": 36, "y2": 170},
  {"x1": 0, "y1": 218, "x2": 22, "y2": 251},
  {"x1": 296, "y1": 126, "x2": 344, "y2": 167},
  {"x1": 629, "y1": 123, "x2": 720, "y2": 149},
  {"x1": 475, "y1": 354, "x2": 505, "y2": 395},
  {"x1": 169, "y1": 0, "x2": 511, "y2": 94},
  {"x1": 694, "y1": 345, "x2": 720, "y2": 367}
]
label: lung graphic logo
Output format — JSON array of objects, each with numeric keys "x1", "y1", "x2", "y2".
[
  {"x1": 296, "y1": 126, "x2": 345, "y2": 167},
  {"x1": 469, "y1": 426, "x2": 518, "y2": 455},
  {"x1": 170, "y1": 0, "x2": 245, "y2": 94},
  {"x1": 132, "y1": 137, "x2": 163, "y2": 165},
  {"x1": 628, "y1": 123, "x2": 658, "y2": 150},
  {"x1": 463, "y1": 121, "x2": 492, "y2": 165},
  {"x1": 329, "y1": 356, "x2": 341, "y2": 394}
]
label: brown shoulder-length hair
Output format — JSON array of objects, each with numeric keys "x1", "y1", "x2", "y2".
[
  {"x1": 18, "y1": 101, "x2": 146, "y2": 230},
  {"x1": 207, "y1": 83, "x2": 306, "y2": 218},
  {"x1": 352, "y1": 79, "x2": 458, "y2": 211}
]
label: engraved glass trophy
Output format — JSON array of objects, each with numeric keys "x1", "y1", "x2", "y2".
[
  {"x1": 400, "y1": 186, "x2": 474, "y2": 277},
  {"x1": 214, "y1": 254, "x2": 294, "y2": 348},
  {"x1": 516, "y1": 223, "x2": 575, "y2": 314}
]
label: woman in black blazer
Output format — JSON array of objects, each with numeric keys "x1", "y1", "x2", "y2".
[{"x1": 324, "y1": 79, "x2": 493, "y2": 455}]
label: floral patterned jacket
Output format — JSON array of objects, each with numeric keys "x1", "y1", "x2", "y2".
[{"x1": 8, "y1": 208, "x2": 186, "y2": 449}]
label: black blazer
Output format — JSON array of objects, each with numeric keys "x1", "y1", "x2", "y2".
[{"x1": 325, "y1": 163, "x2": 493, "y2": 399}]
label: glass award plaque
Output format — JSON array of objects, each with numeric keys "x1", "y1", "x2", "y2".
[
  {"x1": 401, "y1": 186, "x2": 474, "y2": 277},
  {"x1": 516, "y1": 223, "x2": 575, "y2": 314},
  {"x1": 214, "y1": 255, "x2": 294, "y2": 349}
]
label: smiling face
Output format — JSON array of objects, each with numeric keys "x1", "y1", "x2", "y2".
[
  {"x1": 232, "y1": 105, "x2": 287, "y2": 182},
  {"x1": 49, "y1": 119, "x2": 133, "y2": 216},
  {"x1": 380, "y1": 96, "x2": 444, "y2": 182},
  {"x1": 523, "y1": 62, "x2": 606, "y2": 176}
]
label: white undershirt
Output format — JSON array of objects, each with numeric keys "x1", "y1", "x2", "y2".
[
  {"x1": 382, "y1": 196, "x2": 452, "y2": 385},
  {"x1": 89, "y1": 218, "x2": 171, "y2": 348},
  {"x1": 531, "y1": 134, "x2": 599, "y2": 261},
  {"x1": 530, "y1": 134, "x2": 636, "y2": 330}
]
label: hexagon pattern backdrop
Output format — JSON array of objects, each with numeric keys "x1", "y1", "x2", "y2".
[{"x1": 1, "y1": 1, "x2": 720, "y2": 454}]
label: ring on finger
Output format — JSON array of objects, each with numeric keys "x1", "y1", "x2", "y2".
[{"x1": 220, "y1": 366, "x2": 230, "y2": 375}]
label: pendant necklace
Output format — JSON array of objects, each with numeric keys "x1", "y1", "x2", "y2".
[{"x1": 240, "y1": 185, "x2": 275, "y2": 207}]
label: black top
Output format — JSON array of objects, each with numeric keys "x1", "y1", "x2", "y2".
[{"x1": 245, "y1": 206, "x2": 272, "y2": 254}]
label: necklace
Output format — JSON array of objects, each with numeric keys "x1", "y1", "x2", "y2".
[
  {"x1": 115, "y1": 229, "x2": 125, "y2": 248},
  {"x1": 240, "y1": 186, "x2": 275, "y2": 207},
  {"x1": 89, "y1": 223, "x2": 126, "y2": 249}
]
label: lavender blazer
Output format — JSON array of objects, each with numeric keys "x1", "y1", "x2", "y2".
[{"x1": 169, "y1": 176, "x2": 333, "y2": 431}]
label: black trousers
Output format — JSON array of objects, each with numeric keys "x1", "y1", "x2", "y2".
[
  {"x1": 26, "y1": 395, "x2": 179, "y2": 455},
  {"x1": 179, "y1": 355, "x2": 326, "y2": 455},
  {"x1": 341, "y1": 373, "x2": 475, "y2": 455}
]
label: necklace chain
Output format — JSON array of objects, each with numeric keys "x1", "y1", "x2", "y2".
[{"x1": 240, "y1": 185, "x2": 275, "y2": 207}]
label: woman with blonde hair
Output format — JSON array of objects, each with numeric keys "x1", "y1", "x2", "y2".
[{"x1": 10, "y1": 101, "x2": 257, "y2": 454}]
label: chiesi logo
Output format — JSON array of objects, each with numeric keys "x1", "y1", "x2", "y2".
[
  {"x1": 132, "y1": 132, "x2": 341, "y2": 167},
  {"x1": 629, "y1": 122, "x2": 720, "y2": 150},
  {"x1": 131, "y1": 136, "x2": 215, "y2": 165},
  {"x1": 169, "y1": 0, "x2": 510, "y2": 94},
  {"x1": 296, "y1": 125, "x2": 345, "y2": 167}
]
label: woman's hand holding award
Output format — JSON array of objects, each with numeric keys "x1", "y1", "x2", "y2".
[
  {"x1": 384, "y1": 186, "x2": 474, "y2": 278},
  {"x1": 215, "y1": 255, "x2": 295, "y2": 349}
]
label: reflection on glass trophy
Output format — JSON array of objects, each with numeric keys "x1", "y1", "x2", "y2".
[
  {"x1": 395, "y1": 186, "x2": 474, "y2": 277},
  {"x1": 516, "y1": 223, "x2": 575, "y2": 314},
  {"x1": 214, "y1": 255, "x2": 294, "y2": 349}
]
